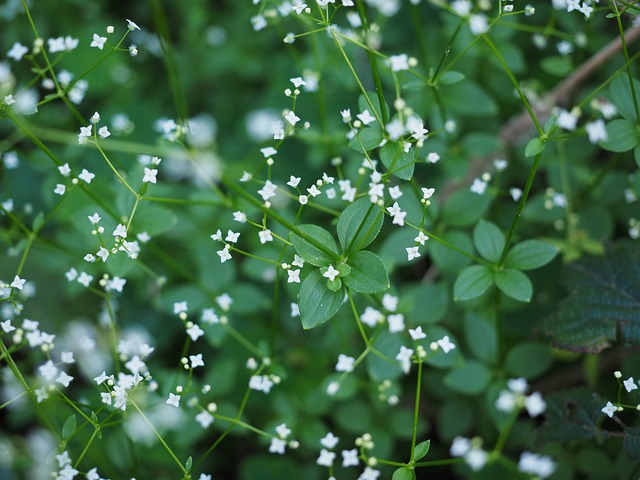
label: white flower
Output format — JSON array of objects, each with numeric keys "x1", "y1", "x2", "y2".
[
  {"x1": 409, "y1": 326, "x2": 426, "y2": 340},
  {"x1": 601, "y1": 401, "x2": 616, "y2": 418},
  {"x1": 143, "y1": 168, "x2": 157, "y2": 183},
  {"x1": 323, "y1": 265, "x2": 340, "y2": 281},
  {"x1": 78, "y1": 169, "x2": 95, "y2": 184},
  {"x1": 90, "y1": 34, "x2": 107, "y2": 50},
  {"x1": 357, "y1": 110, "x2": 376, "y2": 125},
  {"x1": 285, "y1": 111, "x2": 300, "y2": 126},
  {"x1": 406, "y1": 246, "x2": 421, "y2": 261},
  {"x1": 166, "y1": 393, "x2": 180, "y2": 407},
  {"x1": 335, "y1": 354, "x2": 355, "y2": 372},
  {"x1": 585, "y1": 119, "x2": 608, "y2": 144}
]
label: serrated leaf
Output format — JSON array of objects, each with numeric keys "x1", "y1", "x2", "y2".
[
  {"x1": 62, "y1": 414, "x2": 76, "y2": 441},
  {"x1": 624, "y1": 427, "x2": 640, "y2": 461},
  {"x1": 379, "y1": 142, "x2": 415, "y2": 180},
  {"x1": 494, "y1": 268, "x2": 532, "y2": 302},
  {"x1": 536, "y1": 388, "x2": 606, "y2": 443},
  {"x1": 601, "y1": 118, "x2": 639, "y2": 153},
  {"x1": 343, "y1": 250, "x2": 389, "y2": 293},
  {"x1": 337, "y1": 198, "x2": 384, "y2": 254},
  {"x1": 299, "y1": 270, "x2": 345, "y2": 329},
  {"x1": 348, "y1": 125, "x2": 383, "y2": 152},
  {"x1": 290, "y1": 225, "x2": 339, "y2": 267},
  {"x1": 543, "y1": 242, "x2": 640, "y2": 353},
  {"x1": 473, "y1": 220, "x2": 505, "y2": 263},
  {"x1": 454, "y1": 265, "x2": 493, "y2": 301},
  {"x1": 525, "y1": 138, "x2": 546, "y2": 157},
  {"x1": 413, "y1": 439, "x2": 430, "y2": 461},
  {"x1": 443, "y1": 361, "x2": 493, "y2": 394},
  {"x1": 438, "y1": 71, "x2": 465, "y2": 85},
  {"x1": 504, "y1": 240, "x2": 559, "y2": 270},
  {"x1": 392, "y1": 467, "x2": 413, "y2": 480}
]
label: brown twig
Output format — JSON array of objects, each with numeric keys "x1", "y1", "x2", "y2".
[{"x1": 438, "y1": 25, "x2": 640, "y2": 203}]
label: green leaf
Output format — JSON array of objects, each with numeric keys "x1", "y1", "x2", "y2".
[
  {"x1": 134, "y1": 204, "x2": 178, "y2": 236},
  {"x1": 601, "y1": 118, "x2": 639, "y2": 153},
  {"x1": 343, "y1": 250, "x2": 389, "y2": 293},
  {"x1": 430, "y1": 230, "x2": 473, "y2": 273},
  {"x1": 290, "y1": 225, "x2": 339, "y2": 267},
  {"x1": 624, "y1": 427, "x2": 640, "y2": 462},
  {"x1": 184, "y1": 456, "x2": 193, "y2": 472},
  {"x1": 494, "y1": 268, "x2": 532, "y2": 302},
  {"x1": 540, "y1": 56, "x2": 573, "y2": 77},
  {"x1": 438, "y1": 71, "x2": 465, "y2": 85},
  {"x1": 441, "y1": 81, "x2": 497, "y2": 117},
  {"x1": 358, "y1": 91, "x2": 387, "y2": 122},
  {"x1": 544, "y1": 114, "x2": 558, "y2": 133},
  {"x1": 348, "y1": 125, "x2": 383, "y2": 152},
  {"x1": 473, "y1": 220, "x2": 505, "y2": 263},
  {"x1": 441, "y1": 189, "x2": 492, "y2": 227},
  {"x1": 299, "y1": 270, "x2": 344, "y2": 329},
  {"x1": 454, "y1": 265, "x2": 493, "y2": 301},
  {"x1": 525, "y1": 137, "x2": 546, "y2": 157},
  {"x1": 413, "y1": 439, "x2": 431, "y2": 461},
  {"x1": 609, "y1": 75, "x2": 640, "y2": 122},
  {"x1": 392, "y1": 467, "x2": 413, "y2": 480},
  {"x1": 443, "y1": 361, "x2": 493, "y2": 395},
  {"x1": 505, "y1": 342, "x2": 553, "y2": 379},
  {"x1": 536, "y1": 388, "x2": 606, "y2": 443},
  {"x1": 379, "y1": 142, "x2": 415, "y2": 180},
  {"x1": 543, "y1": 242, "x2": 640, "y2": 353},
  {"x1": 463, "y1": 312, "x2": 497, "y2": 365},
  {"x1": 32, "y1": 212, "x2": 45, "y2": 232},
  {"x1": 62, "y1": 414, "x2": 76, "y2": 440},
  {"x1": 504, "y1": 240, "x2": 559, "y2": 270},
  {"x1": 337, "y1": 198, "x2": 384, "y2": 254}
]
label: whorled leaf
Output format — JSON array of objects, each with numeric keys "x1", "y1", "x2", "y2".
[
  {"x1": 543, "y1": 242, "x2": 640, "y2": 353},
  {"x1": 343, "y1": 250, "x2": 389, "y2": 294},
  {"x1": 290, "y1": 224, "x2": 340, "y2": 267},
  {"x1": 299, "y1": 270, "x2": 345, "y2": 329},
  {"x1": 337, "y1": 198, "x2": 384, "y2": 255}
]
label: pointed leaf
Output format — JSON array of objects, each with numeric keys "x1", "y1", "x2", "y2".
[
  {"x1": 438, "y1": 71, "x2": 465, "y2": 85},
  {"x1": 299, "y1": 270, "x2": 345, "y2": 329},
  {"x1": 184, "y1": 456, "x2": 193, "y2": 472},
  {"x1": 473, "y1": 220, "x2": 505, "y2": 263},
  {"x1": 62, "y1": 414, "x2": 76, "y2": 441},
  {"x1": 348, "y1": 125, "x2": 383, "y2": 152},
  {"x1": 343, "y1": 250, "x2": 389, "y2": 293},
  {"x1": 379, "y1": 142, "x2": 415, "y2": 180},
  {"x1": 494, "y1": 268, "x2": 532, "y2": 302},
  {"x1": 337, "y1": 198, "x2": 384, "y2": 254},
  {"x1": 413, "y1": 439, "x2": 431, "y2": 461},
  {"x1": 290, "y1": 225, "x2": 339, "y2": 267},
  {"x1": 525, "y1": 138, "x2": 546, "y2": 157},
  {"x1": 543, "y1": 242, "x2": 640, "y2": 353},
  {"x1": 504, "y1": 240, "x2": 559, "y2": 270},
  {"x1": 454, "y1": 265, "x2": 493, "y2": 301},
  {"x1": 392, "y1": 467, "x2": 413, "y2": 480}
]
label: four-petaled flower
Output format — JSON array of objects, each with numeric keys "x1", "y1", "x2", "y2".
[
  {"x1": 143, "y1": 168, "x2": 157, "y2": 183},
  {"x1": 90, "y1": 34, "x2": 107, "y2": 50},
  {"x1": 323, "y1": 265, "x2": 339, "y2": 281}
]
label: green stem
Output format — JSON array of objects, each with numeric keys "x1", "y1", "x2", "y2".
[
  {"x1": 498, "y1": 151, "x2": 543, "y2": 265},
  {"x1": 409, "y1": 361, "x2": 423, "y2": 464},
  {"x1": 610, "y1": 0, "x2": 640, "y2": 125},
  {"x1": 130, "y1": 400, "x2": 187, "y2": 474},
  {"x1": 482, "y1": 34, "x2": 543, "y2": 136}
]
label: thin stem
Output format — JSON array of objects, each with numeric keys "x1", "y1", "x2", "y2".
[
  {"x1": 130, "y1": 400, "x2": 187, "y2": 474},
  {"x1": 498, "y1": 151, "x2": 543, "y2": 265}
]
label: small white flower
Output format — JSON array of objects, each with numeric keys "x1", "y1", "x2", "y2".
[
  {"x1": 90, "y1": 34, "x2": 107, "y2": 50},
  {"x1": 166, "y1": 393, "x2": 181, "y2": 408}
]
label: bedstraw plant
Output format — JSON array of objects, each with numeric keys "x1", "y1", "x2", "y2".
[{"x1": 1, "y1": 0, "x2": 640, "y2": 479}]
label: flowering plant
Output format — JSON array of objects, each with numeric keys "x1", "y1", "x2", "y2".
[{"x1": 1, "y1": 1, "x2": 640, "y2": 479}]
